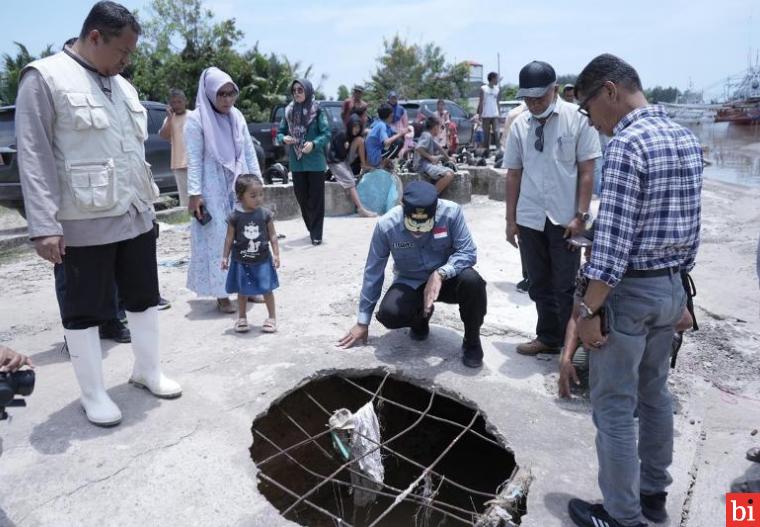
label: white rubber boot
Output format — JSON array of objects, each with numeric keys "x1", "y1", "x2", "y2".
[
  {"x1": 64, "y1": 327, "x2": 122, "y2": 427},
  {"x1": 126, "y1": 307, "x2": 182, "y2": 398}
]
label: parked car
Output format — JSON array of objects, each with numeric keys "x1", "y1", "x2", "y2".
[
  {"x1": 498, "y1": 100, "x2": 523, "y2": 126},
  {"x1": 0, "y1": 101, "x2": 264, "y2": 217},
  {"x1": 399, "y1": 99, "x2": 474, "y2": 148}
]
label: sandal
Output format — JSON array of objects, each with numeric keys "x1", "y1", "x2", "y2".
[
  {"x1": 262, "y1": 318, "x2": 277, "y2": 333},
  {"x1": 234, "y1": 318, "x2": 249, "y2": 333}
]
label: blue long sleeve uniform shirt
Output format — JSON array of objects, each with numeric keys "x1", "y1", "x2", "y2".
[{"x1": 357, "y1": 199, "x2": 477, "y2": 325}]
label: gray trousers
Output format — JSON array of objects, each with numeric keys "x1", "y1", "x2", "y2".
[{"x1": 590, "y1": 271, "x2": 686, "y2": 525}]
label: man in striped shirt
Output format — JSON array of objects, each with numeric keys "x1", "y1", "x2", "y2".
[{"x1": 567, "y1": 54, "x2": 703, "y2": 527}]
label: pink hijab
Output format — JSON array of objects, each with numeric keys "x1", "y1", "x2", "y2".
[{"x1": 195, "y1": 67, "x2": 246, "y2": 179}]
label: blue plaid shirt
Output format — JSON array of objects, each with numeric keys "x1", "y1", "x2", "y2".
[{"x1": 585, "y1": 105, "x2": 703, "y2": 287}]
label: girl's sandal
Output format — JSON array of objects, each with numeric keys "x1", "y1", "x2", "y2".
[
  {"x1": 262, "y1": 318, "x2": 277, "y2": 333},
  {"x1": 234, "y1": 318, "x2": 250, "y2": 333}
]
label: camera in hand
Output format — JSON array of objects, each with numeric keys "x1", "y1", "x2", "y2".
[{"x1": 0, "y1": 370, "x2": 35, "y2": 421}]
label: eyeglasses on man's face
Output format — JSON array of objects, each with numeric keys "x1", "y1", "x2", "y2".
[{"x1": 577, "y1": 83, "x2": 605, "y2": 118}]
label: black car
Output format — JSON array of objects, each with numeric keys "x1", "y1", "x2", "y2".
[
  {"x1": 0, "y1": 101, "x2": 265, "y2": 217},
  {"x1": 400, "y1": 99, "x2": 474, "y2": 148}
]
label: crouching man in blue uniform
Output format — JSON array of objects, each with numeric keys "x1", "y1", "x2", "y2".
[{"x1": 339, "y1": 181, "x2": 487, "y2": 368}]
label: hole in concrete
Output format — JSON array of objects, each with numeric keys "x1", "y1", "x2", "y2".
[{"x1": 251, "y1": 370, "x2": 525, "y2": 526}]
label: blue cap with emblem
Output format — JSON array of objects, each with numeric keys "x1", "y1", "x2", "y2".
[{"x1": 402, "y1": 181, "x2": 438, "y2": 233}]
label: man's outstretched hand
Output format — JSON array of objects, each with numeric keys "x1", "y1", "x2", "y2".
[{"x1": 338, "y1": 324, "x2": 369, "y2": 349}]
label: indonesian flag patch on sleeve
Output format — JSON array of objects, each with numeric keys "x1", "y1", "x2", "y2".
[{"x1": 432, "y1": 226, "x2": 448, "y2": 239}]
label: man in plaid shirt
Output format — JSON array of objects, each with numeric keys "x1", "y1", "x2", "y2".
[{"x1": 567, "y1": 54, "x2": 703, "y2": 527}]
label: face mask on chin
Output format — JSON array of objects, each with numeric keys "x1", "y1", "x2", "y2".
[{"x1": 530, "y1": 99, "x2": 556, "y2": 120}]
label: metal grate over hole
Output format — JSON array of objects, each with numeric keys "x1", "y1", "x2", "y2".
[{"x1": 250, "y1": 371, "x2": 526, "y2": 526}]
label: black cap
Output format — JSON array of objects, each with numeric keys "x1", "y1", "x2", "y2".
[
  {"x1": 402, "y1": 181, "x2": 438, "y2": 233},
  {"x1": 516, "y1": 61, "x2": 557, "y2": 99}
]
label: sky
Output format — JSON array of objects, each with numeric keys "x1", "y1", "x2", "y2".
[{"x1": 2, "y1": 0, "x2": 758, "y2": 102}]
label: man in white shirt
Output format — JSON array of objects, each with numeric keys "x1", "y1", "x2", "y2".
[
  {"x1": 477, "y1": 71, "x2": 500, "y2": 152},
  {"x1": 503, "y1": 60, "x2": 601, "y2": 355}
]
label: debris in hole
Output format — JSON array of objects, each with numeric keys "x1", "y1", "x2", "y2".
[{"x1": 250, "y1": 370, "x2": 527, "y2": 526}]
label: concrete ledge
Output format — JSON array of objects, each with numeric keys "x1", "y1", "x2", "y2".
[
  {"x1": 324, "y1": 181, "x2": 357, "y2": 216},
  {"x1": 262, "y1": 183, "x2": 301, "y2": 220},
  {"x1": 488, "y1": 168, "x2": 507, "y2": 202},
  {"x1": 396, "y1": 170, "x2": 472, "y2": 204}
]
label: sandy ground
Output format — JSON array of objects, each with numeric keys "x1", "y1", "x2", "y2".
[{"x1": 0, "y1": 179, "x2": 759, "y2": 527}]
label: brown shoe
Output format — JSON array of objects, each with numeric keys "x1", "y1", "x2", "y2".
[{"x1": 516, "y1": 339, "x2": 560, "y2": 355}]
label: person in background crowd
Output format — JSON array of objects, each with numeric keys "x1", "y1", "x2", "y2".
[
  {"x1": 365, "y1": 103, "x2": 406, "y2": 169},
  {"x1": 327, "y1": 114, "x2": 376, "y2": 217},
  {"x1": 500, "y1": 101, "x2": 530, "y2": 294},
  {"x1": 339, "y1": 181, "x2": 487, "y2": 368},
  {"x1": 567, "y1": 53, "x2": 703, "y2": 527},
  {"x1": 278, "y1": 78, "x2": 331, "y2": 246},
  {"x1": 341, "y1": 84, "x2": 369, "y2": 129},
  {"x1": 504, "y1": 60, "x2": 600, "y2": 356},
  {"x1": 414, "y1": 116, "x2": 455, "y2": 194},
  {"x1": 432, "y1": 99, "x2": 451, "y2": 150},
  {"x1": 159, "y1": 88, "x2": 190, "y2": 207},
  {"x1": 16, "y1": 1, "x2": 182, "y2": 427},
  {"x1": 477, "y1": 71, "x2": 501, "y2": 152},
  {"x1": 562, "y1": 83, "x2": 577, "y2": 103},
  {"x1": 186, "y1": 67, "x2": 262, "y2": 312},
  {"x1": 388, "y1": 90, "x2": 414, "y2": 160}
]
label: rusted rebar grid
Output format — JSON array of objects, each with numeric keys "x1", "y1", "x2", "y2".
[
  {"x1": 253, "y1": 427, "x2": 473, "y2": 525},
  {"x1": 279, "y1": 388, "x2": 437, "y2": 517},
  {"x1": 273, "y1": 404, "x2": 480, "y2": 520},
  {"x1": 256, "y1": 425, "x2": 335, "y2": 467},
  {"x1": 258, "y1": 472, "x2": 353, "y2": 526},
  {"x1": 339, "y1": 375, "x2": 502, "y2": 449},
  {"x1": 306, "y1": 389, "x2": 500, "y2": 502},
  {"x1": 367, "y1": 410, "x2": 481, "y2": 527}
]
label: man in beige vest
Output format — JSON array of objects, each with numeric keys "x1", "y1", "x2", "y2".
[
  {"x1": 158, "y1": 88, "x2": 189, "y2": 207},
  {"x1": 16, "y1": 1, "x2": 181, "y2": 427}
]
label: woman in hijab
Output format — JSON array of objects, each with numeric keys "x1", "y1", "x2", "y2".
[
  {"x1": 278, "y1": 79, "x2": 331, "y2": 245},
  {"x1": 185, "y1": 67, "x2": 262, "y2": 313}
]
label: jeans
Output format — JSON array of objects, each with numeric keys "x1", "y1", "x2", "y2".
[
  {"x1": 590, "y1": 271, "x2": 686, "y2": 525},
  {"x1": 518, "y1": 219, "x2": 580, "y2": 347}
]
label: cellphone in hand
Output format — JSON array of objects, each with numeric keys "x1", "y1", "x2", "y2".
[
  {"x1": 599, "y1": 306, "x2": 610, "y2": 336},
  {"x1": 195, "y1": 205, "x2": 212, "y2": 225}
]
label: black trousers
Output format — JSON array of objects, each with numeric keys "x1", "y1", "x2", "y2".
[
  {"x1": 518, "y1": 219, "x2": 580, "y2": 347},
  {"x1": 54, "y1": 264, "x2": 125, "y2": 322},
  {"x1": 60, "y1": 228, "x2": 159, "y2": 330},
  {"x1": 292, "y1": 171, "x2": 325, "y2": 242},
  {"x1": 375, "y1": 268, "x2": 487, "y2": 342}
]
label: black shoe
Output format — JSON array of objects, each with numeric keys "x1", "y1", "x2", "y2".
[
  {"x1": 461, "y1": 338, "x2": 483, "y2": 368},
  {"x1": 157, "y1": 297, "x2": 171, "y2": 310},
  {"x1": 640, "y1": 492, "x2": 667, "y2": 523},
  {"x1": 410, "y1": 306, "x2": 433, "y2": 341},
  {"x1": 516, "y1": 278, "x2": 530, "y2": 293},
  {"x1": 99, "y1": 319, "x2": 131, "y2": 343},
  {"x1": 568, "y1": 498, "x2": 647, "y2": 527}
]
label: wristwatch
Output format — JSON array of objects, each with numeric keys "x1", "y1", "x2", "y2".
[
  {"x1": 436, "y1": 268, "x2": 448, "y2": 280},
  {"x1": 578, "y1": 300, "x2": 597, "y2": 320},
  {"x1": 576, "y1": 211, "x2": 591, "y2": 223}
]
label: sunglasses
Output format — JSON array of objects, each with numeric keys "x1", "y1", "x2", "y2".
[
  {"x1": 577, "y1": 83, "x2": 605, "y2": 118},
  {"x1": 534, "y1": 122, "x2": 545, "y2": 152},
  {"x1": 217, "y1": 90, "x2": 238, "y2": 99},
  {"x1": 292, "y1": 86, "x2": 305, "y2": 94}
]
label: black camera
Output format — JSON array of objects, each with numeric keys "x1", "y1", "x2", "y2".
[{"x1": 0, "y1": 370, "x2": 35, "y2": 420}]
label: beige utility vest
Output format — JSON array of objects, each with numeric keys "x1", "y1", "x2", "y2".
[{"x1": 24, "y1": 51, "x2": 159, "y2": 221}]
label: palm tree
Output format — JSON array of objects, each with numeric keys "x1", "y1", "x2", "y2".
[{"x1": 0, "y1": 42, "x2": 54, "y2": 105}]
